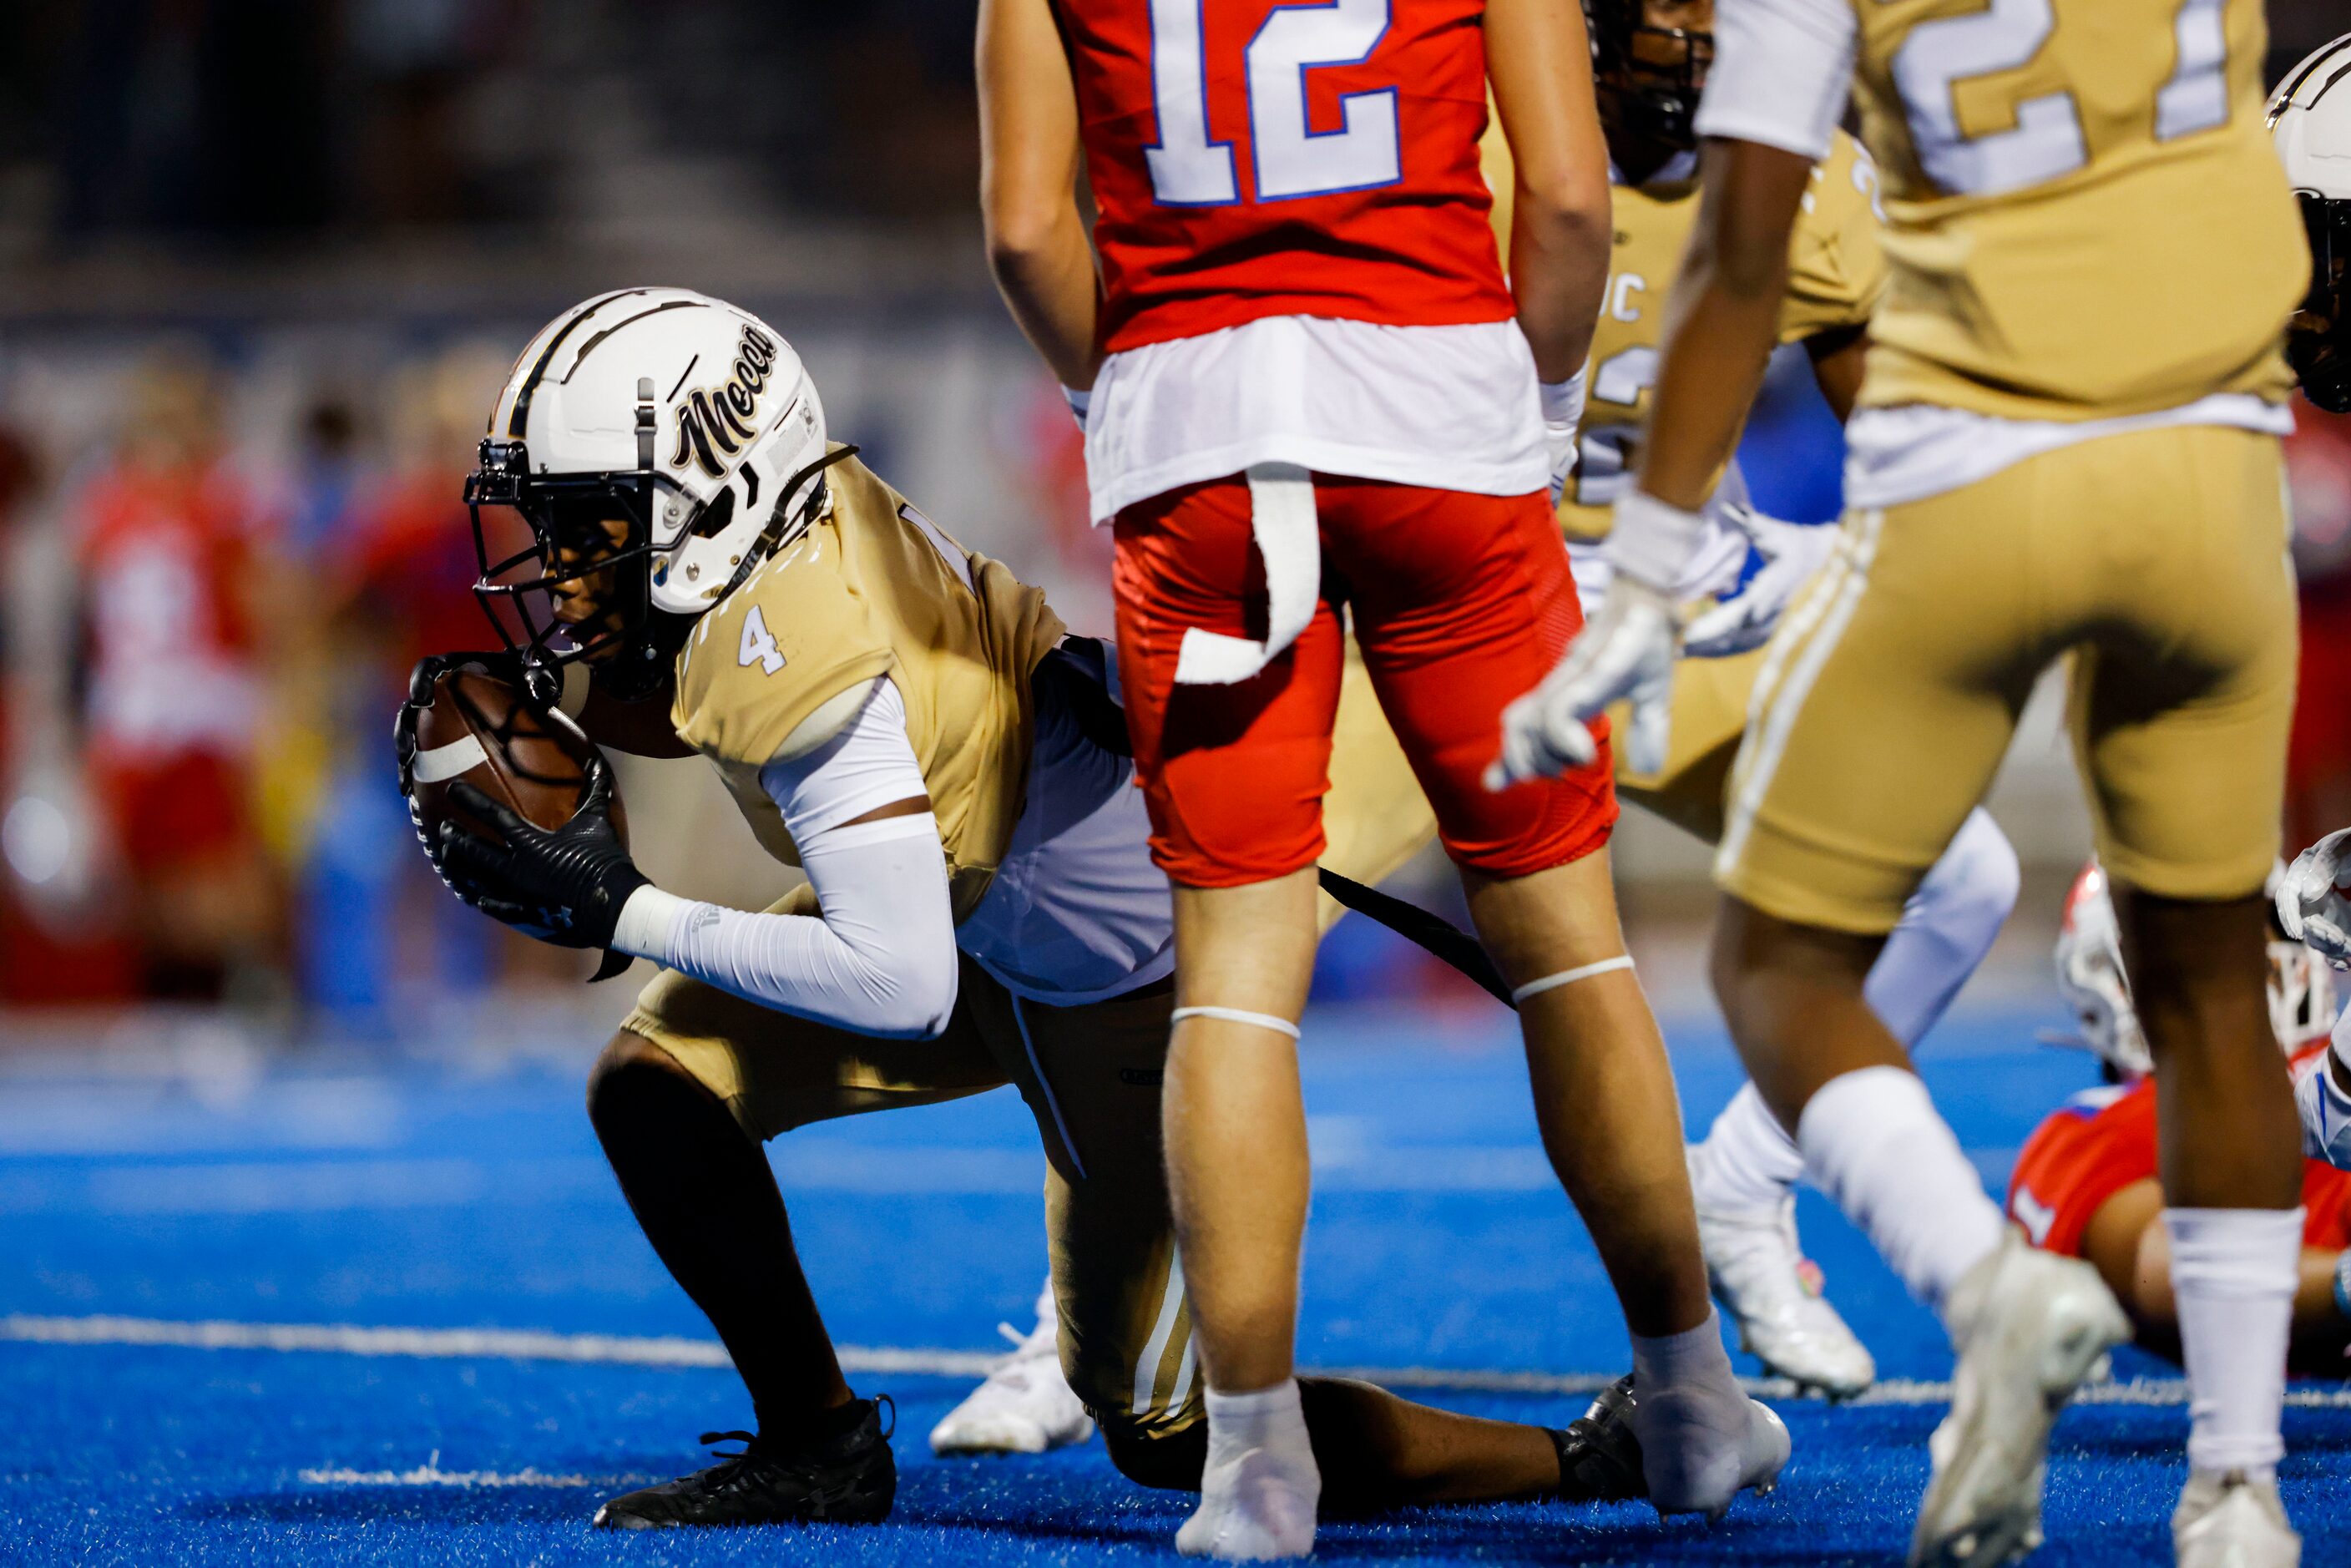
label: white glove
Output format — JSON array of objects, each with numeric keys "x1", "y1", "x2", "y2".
[
  {"x1": 1681, "y1": 507, "x2": 1837, "y2": 660},
  {"x1": 2277, "y1": 826, "x2": 2351, "y2": 970},
  {"x1": 1540, "y1": 371, "x2": 1588, "y2": 507},
  {"x1": 1487, "y1": 575, "x2": 1677, "y2": 789}
]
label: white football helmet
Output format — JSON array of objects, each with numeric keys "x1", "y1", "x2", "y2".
[
  {"x1": 2053, "y1": 859, "x2": 2338, "y2": 1081},
  {"x1": 468, "y1": 288, "x2": 840, "y2": 699},
  {"x1": 2269, "y1": 35, "x2": 2351, "y2": 412}
]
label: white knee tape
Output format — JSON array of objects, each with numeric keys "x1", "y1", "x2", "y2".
[
  {"x1": 1170, "y1": 1005, "x2": 1302, "y2": 1040},
  {"x1": 1509, "y1": 954, "x2": 1635, "y2": 1004}
]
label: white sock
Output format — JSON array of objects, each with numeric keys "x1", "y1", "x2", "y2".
[
  {"x1": 2166, "y1": 1207, "x2": 2302, "y2": 1483},
  {"x1": 1178, "y1": 1381, "x2": 1319, "y2": 1559},
  {"x1": 1628, "y1": 1310, "x2": 1755, "y2": 1512},
  {"x1": 1797, "y1": 1065, "x2": 2005, "y2": 1313},
  {"x1": 1631, "y1": 1309, "x2": 1737, "y2": 1388},
  {"x1": 1692, "y1": 812, "x2": 2016, "y2": 1220},
  {"x1": 1864, "y1": 808, "x2": 2018, "y2": 1045},
  {"x1": 1202, "y1": 1381, "x2": 1313, "y2": 1464},
  {"x1": 1691, "y1": 1085, "x2": 1804, "y2": 1215}
]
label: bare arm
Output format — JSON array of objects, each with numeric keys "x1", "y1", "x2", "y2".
[
  {"x1": 1484, "y1": 0, "x2": 1611, "y2": 382},
  {"x1": 978, "y1": 0, "x2": 1101, "y2": 390},
  {"x1": 1634, "y1": 136, "x2": 1815, "y2": 510},
  {"x1": 1805, "y1": 324, "x2": 1869, "y2": 425}
]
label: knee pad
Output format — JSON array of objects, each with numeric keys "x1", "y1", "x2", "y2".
[{"x1": 1102, "y1": 1416, "x2": 1207, "y2": 1492}]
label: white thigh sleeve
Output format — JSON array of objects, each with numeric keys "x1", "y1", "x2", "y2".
[
  {"x1": 609, "y1": 679, "x2": 958, "y2": 1037},
  {"x1": 1864, "y1": 809, "x2": 2020, "y2": 1046},
  {"x1": 1693, "y1": 0, "x2": 1858, "y2": 162}
]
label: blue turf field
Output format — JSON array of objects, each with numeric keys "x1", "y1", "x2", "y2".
[{"x1": 5, "y1": 999, "x2": 2347, "y2": 1566}]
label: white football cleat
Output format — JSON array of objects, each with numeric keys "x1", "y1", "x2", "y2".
[
  {"x1": 928, "y1": 1287, "x2": 1097, "y2": 1456},
  {"x1": 1691, "y1": 1156, "x2": 1877, "y2": 1399},
  {"x1": 1176, "y1": 1434, "x2": 1319, "y2": 1561},
  {"x1": 1909, "y1": 1232, "x2": 2131, "y2": 1568},
  {"x1": 2172, "y1": 1469, "x2": 2301, "y2": 1568}
]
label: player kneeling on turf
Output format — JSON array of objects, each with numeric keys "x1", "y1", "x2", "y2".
[
  {"x1": 397, "y1": 289, "x2": 1658, "y2": 1530},
  {"x1": 2018, "y1": 862, "x2": 2351, "y2": 1373}
]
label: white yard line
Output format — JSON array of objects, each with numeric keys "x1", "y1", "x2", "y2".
[
  {"x1": 8, "y1": 1311, "x2": 2351, "y2": 1409},
  {"x1": 296, "y1": 1455, "x2": 657, "y2": 1490}
]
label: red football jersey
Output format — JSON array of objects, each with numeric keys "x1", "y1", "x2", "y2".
[
  {"x1": 2009, "y1": 1040, "x2": 2351, "y2": 1260},
  {"x1": 1059, "y1": 0, "x2": 1516, "y2": 353}
]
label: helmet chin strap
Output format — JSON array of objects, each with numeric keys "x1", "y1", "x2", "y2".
[{"x1": 717, "y1": 443, "x2": 862, "y2": 600}]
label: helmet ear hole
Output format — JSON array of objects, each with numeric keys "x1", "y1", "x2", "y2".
[{"x1": 689, "y1": 487, "x2": 737, "y2": 541}]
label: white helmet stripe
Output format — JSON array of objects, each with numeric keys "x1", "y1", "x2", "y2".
[{"x1": 498, "y1": 287, "x2": 651, "y2": 438}]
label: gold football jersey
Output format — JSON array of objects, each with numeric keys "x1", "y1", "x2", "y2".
[
  {"x1": 1847, "y1": 0, "x2": 2303, "y2": 420},
  {"x1": 1483, "y1": 129, "x2": 1887, "y2": 537},
  {"x1": 670, "y1": 450, "x2": 1067, "y2": 921}
]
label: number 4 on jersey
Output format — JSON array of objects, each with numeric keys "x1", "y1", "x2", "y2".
[{"x1": 738, "y1": 605, "x2": 786, "y2": 675}]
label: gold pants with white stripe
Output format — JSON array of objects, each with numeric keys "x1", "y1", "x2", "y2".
[
  {"x1": 625, "y1": 906, "x2": 1204, "y2": 1444},
  {"x1": 1715, "y1": 422, "x2": 2296, "y2": 933}
]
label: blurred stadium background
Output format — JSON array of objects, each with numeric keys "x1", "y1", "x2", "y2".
[
  {"x1": 5, "y1": 7, "x2": 2351, "y2": 1565},
  {"x1": 0, "y1": 0, "x2": 2344, "y2": 1038}
]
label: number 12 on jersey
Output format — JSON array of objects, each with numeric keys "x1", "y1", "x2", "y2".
[{"x1": 1145, "y1": 0, "x2": 1403, "y2": 205}]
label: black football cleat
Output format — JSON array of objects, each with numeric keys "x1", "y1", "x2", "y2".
[
  {"x1": 594, "y1": 1396, "x2": 896, "y2": 1529},
  {"x1": 1544, "y1": 1374, "x2": 1648, "y2": 1503}
]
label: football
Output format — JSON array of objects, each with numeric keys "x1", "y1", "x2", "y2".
[{"x1": 405, "y1": 666, "x2": 626, "y2": 850}]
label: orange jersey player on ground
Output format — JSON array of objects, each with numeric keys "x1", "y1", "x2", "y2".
[
  {"x1": 975, "y1": 0, "x2": 1784, "y2": 1555},
  {"x1": 2013, "y1": 862, "x2": 2351, "y2": 1375}
]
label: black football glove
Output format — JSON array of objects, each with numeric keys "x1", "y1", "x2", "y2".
[
  {"x1": 433, "y1": 761, "x2": 650, "y2": 958},
  {"x1": 394, "y1": 650, "x2": 523, "y2": 800}
]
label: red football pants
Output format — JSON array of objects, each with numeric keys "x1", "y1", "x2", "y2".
[{"x1": 1111, "y1": 473, "x2": 1615, "y2": 888}]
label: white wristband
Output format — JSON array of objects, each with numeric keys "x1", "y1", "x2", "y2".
[
  {"x1": 1539, "y1": 368, "x2": 1589, "y2": 433},
  {"x1": 612, "y1": 884, "x2": 693, "y2": 963},
  {"x1": 1606, "y1": 490, "x2": 1711, "y2": 592}
]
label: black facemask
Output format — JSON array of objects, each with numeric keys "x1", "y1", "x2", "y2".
[
  {"x1": 2290, "y1": 194, "x2": 2351, "y2": 415},
  {"x1": 463, "y1": 441, "x2": 861, "y2": 704},
  {"x1": 1584, "y1": 0, "x2": 1712, "y2": 180}
]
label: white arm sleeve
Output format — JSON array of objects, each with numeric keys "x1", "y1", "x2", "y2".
[
  {"x1": 1692, "y1": 0, "x2": 1858, "y2": 163},
  {"x1": 609, "y1": 680, "x2": 958, "y2": 1038}
]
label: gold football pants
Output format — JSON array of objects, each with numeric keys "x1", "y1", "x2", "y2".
[
  {"x1": 624, "y1": 902, "x2": 1206, "y2": 1447},
  {"x1": 1716, "y1": 423, "x2": 2294, "y2": 932}
]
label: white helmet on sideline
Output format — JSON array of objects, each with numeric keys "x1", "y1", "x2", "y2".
[
  {"x1": 2052, "y1": 860, "x2": 2338, "y2": 1080},
  {"x1": 468, "y1": 288, "x2": 842, "y2": 699}
]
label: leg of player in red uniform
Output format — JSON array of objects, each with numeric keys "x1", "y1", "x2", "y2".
[
  {"x1": 1327, "y1": 476, "x2": 1787, "y2": 1519},
  {"x1": 978, "y1": 0, "x2": 1783, "y2": 1549},
  {"x1": 1118, "y1": 477, "x2": 1787, "y2": 1559}
]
